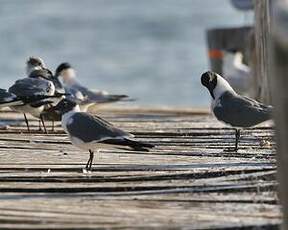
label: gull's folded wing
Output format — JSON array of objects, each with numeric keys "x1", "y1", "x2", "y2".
[
  {"x1": 213, "y1": 91, "x2": 273, "y2": 127},
  {"x1": 9, "y1": 78, "x2": 54, "y2": 97},
  {"x1": 66, "y1": 112, "x2": 132, "y2": 143}
]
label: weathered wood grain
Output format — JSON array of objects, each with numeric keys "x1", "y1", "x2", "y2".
[{"x1": 0, "y1": 109, "x2": 280, "y2": 229}]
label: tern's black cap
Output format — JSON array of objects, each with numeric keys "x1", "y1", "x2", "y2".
[{"x1": 55, "y1": 62, "x2": 72, "y2": 76}]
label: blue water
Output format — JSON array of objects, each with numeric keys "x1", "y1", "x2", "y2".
[{"x1": 0, "y1": 0, "x2": 252, "y2": 107}]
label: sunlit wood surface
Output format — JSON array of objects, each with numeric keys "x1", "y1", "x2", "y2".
[{"x1": 0, "y1": 108, "x2": 280, "y2": 229}]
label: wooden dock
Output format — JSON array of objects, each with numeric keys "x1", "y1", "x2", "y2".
[{"x1": 0, "y1": 107, "x2": 280, "y2": 229}]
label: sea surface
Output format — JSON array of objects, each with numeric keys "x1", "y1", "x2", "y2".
[{"x1": 0, "y1": 0, "x2": 252, "y2": 107}]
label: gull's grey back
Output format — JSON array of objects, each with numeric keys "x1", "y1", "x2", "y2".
[
  {"x1": 66, "y1": 112, "x2": 130, "y2": 143},
  {"x1": 9, "y1": 78, "x2": 54, "y2": 97},
  {"x1": 213, "y1": 91, "x2": 273, "y2": 127}
]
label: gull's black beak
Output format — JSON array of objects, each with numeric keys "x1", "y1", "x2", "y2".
[{"x1": 201, "y1": 71, "x2": 217, "y2": 99}]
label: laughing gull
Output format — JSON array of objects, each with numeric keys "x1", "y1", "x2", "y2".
[
  {"x1": 201, "y1": 71, "x2": 273, "y2": 151},
  {"x1": 0, "y1": 87, "x2": 63, "y2": 132},
  {"x1": 9, "y1": 77, "x2": 56, "y2": 133},
  {"x1": 54, "y1": 63, "x2": 130, "y2": 112},
  {"x1": 0, "y1": 88, "x2": 61, "y2": 108},
  {"x1": 53, "y1": 99, "x2": 154, "y2": 170},
  {"x1": 9, "y1": 57, "x2": 65, "y2": 133},
  {"x1": 27, "y1": 57, "x2": 67, "y2": 131}
]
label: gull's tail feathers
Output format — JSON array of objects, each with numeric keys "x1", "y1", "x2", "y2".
[
  {"x1": 101, "y1": 138, "x2": 155, "y2": 152},
  {"x1": 0, "y1": 98, "x2": 24, "y2": 108}
]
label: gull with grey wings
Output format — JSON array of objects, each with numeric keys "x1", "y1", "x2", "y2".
[
  {"x1": 201, "y1": 71, "x2": 273, "y2": 151},
  {"x1": 53, "y1": 99, "x2": 154, "y2": 170}
]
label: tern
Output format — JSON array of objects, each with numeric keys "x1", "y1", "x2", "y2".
[{"x1": 55, "y1": 63, "x2": 130, "y2": 112}]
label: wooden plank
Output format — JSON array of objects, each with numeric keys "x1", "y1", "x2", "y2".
[{"x1": 0, "y1": 110, "x2": 280, "y2": 229}]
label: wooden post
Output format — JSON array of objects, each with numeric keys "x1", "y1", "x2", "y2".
[
  {"x1": 253, "y1": 0, "x2": 272, "y2": 103},
  {"x1": 271, "y1": 0, "x2": 288, "y2": 229}
]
